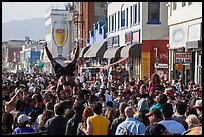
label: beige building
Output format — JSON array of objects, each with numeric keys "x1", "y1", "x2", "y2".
[{"x1": 167, "y1": 2, "x2": 202, "y2": 85}]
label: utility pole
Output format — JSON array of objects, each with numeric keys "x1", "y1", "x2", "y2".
[{"x1": 154, "y1": 47, "x2": 159, "y2": 73}]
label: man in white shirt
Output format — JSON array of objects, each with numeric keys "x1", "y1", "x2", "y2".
[
  {"x1": 95, "y1": 85, "x2": 112, "y2": 102},
  {"x1": 158, "y1": 103, "x2": 186, "y2": 135}
]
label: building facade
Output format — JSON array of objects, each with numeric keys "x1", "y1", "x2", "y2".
[
  {"x1": 20, "y1": 41, "x2": 43, "y2": 73},
  {"x1": 106, "y1": 2, "x2": 169, "y2": 81},
  {"x1": 2, "y1": 40, "x2": 24, "y2": 73},
  {"x1": 79, "y1": 2, "x2": 107, "y2": 48},
  {"x1": 167, "y1": 2, "x2": 202, "y2": 85}
]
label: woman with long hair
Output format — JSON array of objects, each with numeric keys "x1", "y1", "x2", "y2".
[
  {"x1": 148, "y1": 73, "x2": 161, "y2": 97},
  {"x1": 77, "y1": 106, "x2": 94, "y2": 135},
  {"x1": 37, "y1": 110, "x2": 53, "y2": 131}
]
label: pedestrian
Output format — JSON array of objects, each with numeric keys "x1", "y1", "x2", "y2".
[
  {"x1": 149, "y1": 93, "x2": 167, "y2": 112},
  {"x1": 65, "y1": 101, "x2": 84, "y2": 135},
  {"x1": 185, "y1": 114, "x2": 200, "y2": 129},
  {"x1": 115, "y1": 107, "x2": 146, "y2": 135},
  {"x1": 86, "y1": 102, "x2": 110, "y2": 135},
  {"x1": 158, "y1": 103, "x2": 186, "y2": 134},
  {"x1": 77, "y1": 106, "x2": 94, "y2": 135},
  {"x1": 145, "y1": 108, "x2": 163, "y2": 125},
  {"x1": 2, "y1": 111, "x2": 14, "y2": 134},
  {"x1": 12, "y1": 114, "x2": 34, "y2": 134},
  {"x1": 44, "y1": 103, "x2": 68, "y2": 135},
  {"x1": 145, "y1": 123, "x2": 172, "y2": 135},
  {"x1": 148, "y1": 73, "x2": 161, "y2": 97},
  {"x1": 172, "y1": 101, "x2": 187, "y2": 121},
  {"x1": 193, "y1": 100, "x2": 202, "y2": 123},
  {"x1": 109, "y1": 102, "x2": 127, "y2": 135}
]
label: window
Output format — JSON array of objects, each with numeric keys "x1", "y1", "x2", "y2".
[
  {"x1": 173, "y1": 2, "x2": 177, "y2": 10},
  {"x1": 147, "y1": 2, "x2": 161, "y2": 24},
  {"x1": 115, "y1": 13, "x2": 116, "y2": 31},
  {"x1": 121, "y1": 10, "x2": 125, "y2": 28},
  {"x1": 109, "y1": 16, "x2": 110, "y2": 32},
  {"x1": 138, "y1": 2, "x2": 140, "y2": 24},
  {"x1": 182, "y1": 2, "x2": 186, "y2": 7},
  {"x1": 118, "y1": 11, "x2": 120, "y2": 30},
  {"x1": 133, "y1": 4, "x2": 137, "y2": 24},
  {"x1": 126, "y1": 8, "x2": 128, "y2": 27},
  {"x1": 130, "y1": 6, "x2": 132, "y2": 26},
  {"x1": 188, "y1": 2, "x2": 192, "y2": 5},
  {"x1": 112, "y1": 14, "x2": 114, "y2": 31}
]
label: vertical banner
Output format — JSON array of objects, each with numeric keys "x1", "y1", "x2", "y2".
[
  {"x1": 140, "y1": 52, "x2": 150, "y2": 80},
  {"x1": 52, "y1": 20, "x2": 68, "y2": 59}
]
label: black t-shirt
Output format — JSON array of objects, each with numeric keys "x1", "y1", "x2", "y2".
[{"x1": 51, "y1": 60, "x2": 76, "y2": 78}]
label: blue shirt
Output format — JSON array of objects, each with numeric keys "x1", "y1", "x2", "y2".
[
  {"x1": 115, "y1": 117, "x2": 146, "y2": 135},
  {"x1": 149, "y1": 102, "x2": 163, "y2": 112},
  {"x1": 12, "y1": 126, "x2": 35, "y2": 134}
]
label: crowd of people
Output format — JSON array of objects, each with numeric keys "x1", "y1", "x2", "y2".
[{"x1": 2, "y1": 43, "x2": 202, "y2": 135}]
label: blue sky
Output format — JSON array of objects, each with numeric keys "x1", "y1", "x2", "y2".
[{"x1": 2, "y1": 2, "x2": 66, "y2": 23}]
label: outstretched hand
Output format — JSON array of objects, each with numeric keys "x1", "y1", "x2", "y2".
[{"x1": 43, "y1": 41, "x2": 47, "y2": 48}]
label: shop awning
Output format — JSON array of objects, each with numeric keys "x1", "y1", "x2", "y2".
[
  {"x1": 79, "y1": 46, "x2": 91, "y2": 58},
  {"x1": 84, "y1": 41, "x2": 107, "y2": 58},
  {"x1": 103, "y1": 46, "x2": 124, "y2": 59},
  {"x1": 121, "y1": 44, "x2": 141, "y2": 58},
  {"x1": 103, "y1": 57, "x2": 128, "y2": 70}
]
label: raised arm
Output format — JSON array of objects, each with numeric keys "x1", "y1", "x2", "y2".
[
  {"x1": 43, "y1": 42, "x2": 54, "y2": 61},
  {"x1": 73, "y1": 42, "x2": 80, "y2": 61}
]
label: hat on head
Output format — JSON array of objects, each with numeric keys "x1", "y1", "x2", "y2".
[
  {"x1": 145, "y1": 108, "x2": 162, "y2": 119},
  {"x1": 118, "y1": 86, "x2": 124, "y2": 90},
  {"x1": 145, "y1": 123, "x2": 166, "y2": 135},
  {"x1": 32, "y1": 94, "x2": 38, "y2": 99},
  {"x1": 17, "y1": 114, "x2": 31, "y2": 124},
  {"x1": 100, "y1": 85, "x2": 106, "y2": 89},
  {"x1": 194, "y1": 100, "x2": 202, "y2": 108}
]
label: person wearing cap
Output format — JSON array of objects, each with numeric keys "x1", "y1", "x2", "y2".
[
  {"x1": 134, "y1": 98, "x2": 149, "y2": 119},
  {"x1": 158, "y1": 103, "x2": 186, "y2": 134},
  {"x1": 146, "y1": 108, "x2": 163, "y2": 125},
  {"x1": 12, "y1": 114, "x2": 35, "y2": 134},
  {"x1": 194, "y1": 100, "x2": 202, "y2": 123},
  {"x1": 145, "y1": 123, "x2": 172, "y2": 135},
  {"x1": 115, "y1": 107, "x2": 146, "y2": 135},
  {"x1": 95, "y1": 85, "x2": 112, "y2": 102}
]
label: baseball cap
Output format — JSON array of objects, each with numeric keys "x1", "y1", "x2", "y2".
[
  {"x1": 145, "y1": 108, "x2": 162, "y2": 119},
  {"x1": 145, "y1": 123, "x2": 166, "y2": 135},
  {"x1": 118, "y1": 86, "x2": 124, "y2": 90},
  {"x1": 100, "y1": 85, "x2": 106, "y2": 89},
  {"x1": 17, "y1": 114, "x2": 31, "y2": 124},
  {"x1": 194, "y1": 100, "x2": 202, "y2": 108}
]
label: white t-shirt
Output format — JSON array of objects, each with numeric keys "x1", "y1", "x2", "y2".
[
  {"x1": 95, "y1": 93, "x2": 112, "y2": 102},
  {"x1": 158, "y1": 120, "x2": 186, "y2": 134}
]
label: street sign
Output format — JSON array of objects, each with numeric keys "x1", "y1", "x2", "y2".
[
  {"x1": 175, "y1": 53, "x2": 192, "y2": 64},
  {"x1": 175, "y1": 63, "x2": 183, "y2": 70},
  {"x1": 156, "y1": 57, "x2": 159, "y2": 66}
]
